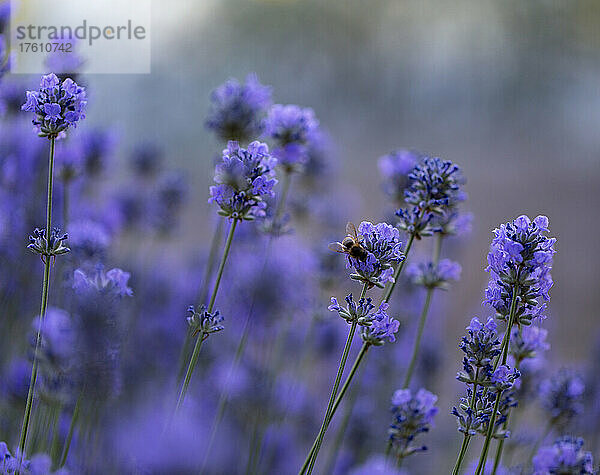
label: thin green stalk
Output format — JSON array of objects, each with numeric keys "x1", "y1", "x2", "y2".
[
  {"x1": 402, "y1": 288, "x2": 433, "y2": 388},
  {"x1": 49, "y1": 402, "x2": 62, "y2": 466},
  {"x1": 322, "y1": 364, "x2": 364, "y2": 475},
  {"x1": 18, "y1": 137, "x2": 56, "y2": 467},
  {"x1": 176, "y1": 219, "x2": 225, "y2": 383},
  {"x1": 59, "y1": 394, "x2": 81, "y2": 468},
  {"x1": 301, "y1": 343, "x2": 371, "y2": 473},
  {"x1": 402, "y1": 234, "x2": 442, "y2": 389},
  {"x1": 491, "y1": 417, "x2": 508, "y2": 474},
  {"x1": 474, "y1": 287, "x2": 519, "y2": 475},
  {"x1": 453, "y1": 435, "x2": 472, "y2": 475},
  {"x1": 452, "y1": 368, "x2": 480, "y2": 475},
  {"x1": 300, "y1": 285, "x2": 368, "y2": 475},
  {"x1": 176, "y1": 218, "x2": 239, "y2": 410}
]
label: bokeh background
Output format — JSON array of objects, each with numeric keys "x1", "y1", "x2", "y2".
[
  {"x1": 93, "y1": 0, "x2": 600, "y2": 358},
  {"x1": 2, "y1": 0, "x2": 600, "y2": 473}
]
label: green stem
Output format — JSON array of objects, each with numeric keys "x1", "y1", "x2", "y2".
[
  {"x1": 300, "y1": 284, "x2": 367, "y2": 475},
  {"x1": 402, "y1": 233, "x2": 442, "y2": 389},
  {"x1": 402, "y1": 287, "x2": 433, "y2": 388},
  {"x1": 49, "y1": 402, "x2": 62, "y2": 467},
  {"x1": 306, "y1": 322, "x2": 358, "y2": 475},
  {"x1": 176, "y1": 218, "x2": 224, "y2": 384},
  {"x1": 453, "y1": 435, "x2": 472, "y2": 475},
  {"x1": 301, "y1": 343, "x2": 371, "y2": 473},
  {"x1": 474, "y1": 286, "x2": 519, "y2": 475},
  {"x1": 59, "y1": 394, "x2": 81, "y2": 468},
  {"x1": 321, "y1": 361, "x2": 364, "y2": 475},
  {"x1": 176, "y1": 218, "x2": 239, "y2": 410},
  {"x1": 18, "y1": 137, "x2": 56, "y2": 467}
]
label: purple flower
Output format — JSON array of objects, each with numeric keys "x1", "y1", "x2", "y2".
[
  {"x1": 206, "y1": 74, "x2": 272, "y2": 143},
  {"x1": 453, "y1": 317, "x2": 519, "y2": 438},
  {"x1": 186, "y1": 305, "x2": 224, "y2": 337},
  {"x1": 490, "y1": 365, "x2": 520, "y2": 392},
  {"x1": 40, "y1": 73, "x2": 60, "y2": 90},
  {"x1": 404, "y1": 156, "x2": 464, "y2": 214},
  {"x1": 484, "y1": 215, "x2": 556, "y2": 325},
  {"x1": 209, "y1": 140, "x2": 277, "y2": 220},
  {"x1": 43, "y1": 102, "x2": 61, "y2": 121},
  {"x1": 73, "y1": 265, "x2": 133, "y2": 298},
  {"x1": 539, "y1": 369, "x2": 585, "y2": 427},
  {"x1": 361, "y1": 302, "x2": 400, "y2": 345},
  {"x1": 388, "y1": 388, "x2": 438, "y2": 460},
  {"x1": 533, "y1": 436, "x2": 594, "y2": 474},
  {"x1": 510, "y1": 325, "x2": 550, "y2": 364},
  {"x1": 21, "y1": 73, "x2": 87, "y2": 138},
  {"x1": 67, "y1": 219, "x2": 111, "y2": 261},
  {"x1": 22, "y1": 91, "x2": 38, "y2": 111},
  {"x1": 263, "y1": 104, "x2": 320, "y2": 170},
  {"x1": 342, "y1": 221, "x2": 404, "y2": 288},
  {"x1": 328, "y1": 293, "x2": 378, "y2": 326},
  {"x1": 407, "y1": 258, "x2": 461, "y2": 289}
]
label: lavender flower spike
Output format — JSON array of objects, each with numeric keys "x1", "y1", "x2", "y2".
[
  {"x1": 485, "y1": 215, "x2": 556, "y2": 325},
  {"x1": 206, "y1": 74, "x2": 272, "y2": 143},
  {"x1": 388, "y1": 388, "x2": 439, "y2": 461},
  {"x1": 344, "y1": 221, "x2": 404, "y2": 289},
  {"x1": 533, "y1": 436, "x2": 595, "y2": 475},
  {"x1": 209, "y1": 140, "x2": 277, "y2": 220},
  {"x1": 21, "y1": 73, "x2": 86, "y2": 138}
]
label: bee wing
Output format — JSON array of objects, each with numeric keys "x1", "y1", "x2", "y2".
[
  {"x1": 328, "y1": 242, "x2": 346, "y2": 253},
  {"x1": 346, "y1": 222, "x2": 358, "y2": 239}
]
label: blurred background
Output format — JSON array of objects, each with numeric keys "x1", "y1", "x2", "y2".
[
  {"x1": 1, "y1": 0, "x2": 600, "y2": 473},
  {"x1": 91, "y1": 0, "x2": 600, "y2": 358}
]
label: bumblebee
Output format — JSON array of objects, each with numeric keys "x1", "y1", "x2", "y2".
[{"x1": 328, "y1": 222, "x2": 369, "y2": 261}]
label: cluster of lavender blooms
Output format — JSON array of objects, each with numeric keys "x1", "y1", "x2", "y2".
[
  {"x1": 407, "y1": 258, "x2": 462, "y2": 290},
  {"x1": 387, "y1": 388, "x2": 438, "y2": 461},
  {"x1": 205, "y1": 74, "x2": 272, "y2": 144},
  {"x1": 533, "y1": 437, "x2": 595, "y2": 474},
  {"x1": 485, "y1": 215, "x2": 555, "y2": 325},
  {"x1": 539, "y1": 368, "x2": 585, "y2": 429},
  {"x1": 345, "y1": 221, "x2": 404, "y2": 288},
  {"x1": 21, "y1": 74, "x2": 86, "y2": 138},
  {"x1": 328, "y1": 295, "x2": 398, "y2": 344},
  {"x1": 208, "y1": 140, "x2": 277, "y2": 220},
  {"x1": 263, "y1": 104, "x2": 320, "y2": 171},
  {"x1": 452, "y1": 317, "x2": 520, "y2": 439},
  {"x1": 396, "y1": 156, "x2": 466, "y2": 239},
  {"x1": 186, "y1": 305, "x2": 224, "y2": 339}
]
